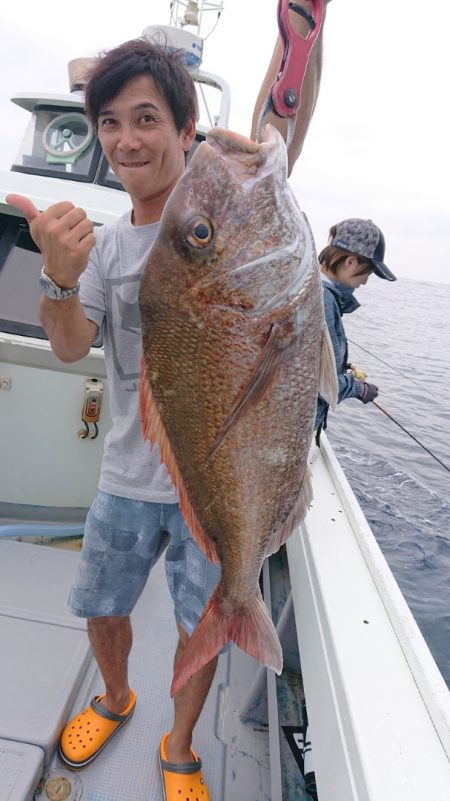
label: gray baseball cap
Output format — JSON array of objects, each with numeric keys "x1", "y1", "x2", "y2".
[{"x1": 330, "y1": 218, "x2": 396, "y2": 281}]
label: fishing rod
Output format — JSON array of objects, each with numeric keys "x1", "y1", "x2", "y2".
[
  {"x1": 371, "y1": 400, "x2": 450, "y2": 475},
  {"x1": 347, "y1": 338, "x2": 441, "y2": 402}
]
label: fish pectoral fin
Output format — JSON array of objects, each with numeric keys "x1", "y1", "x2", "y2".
[
  {"x1": 319, "y1": 325, "x2": 339, "y2": 409},
  {"x1": 266, "y1": 467, "x2": 313, "y2": 556},
  {"x1": 140, "y1": 357, "x2": 219, "y2": 564},
  {"x1": 209, "y1": 323, "x2": 290, "y2": 458}
]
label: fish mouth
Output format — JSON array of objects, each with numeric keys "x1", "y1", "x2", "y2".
[{"x1": 205, "y1": 125, "x2": 286, "y2": 190}]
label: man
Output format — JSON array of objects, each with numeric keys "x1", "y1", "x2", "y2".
[{"x1": 6, "y1": 3, "x2": 328, "y2": 797}]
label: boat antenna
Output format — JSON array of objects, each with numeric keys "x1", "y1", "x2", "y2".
[
  {"x1": 169, "y1": 0, "x2": 224, "y2": 40},
  {"x1": 371, "y1": 400, "x2": 450, "y2": 474}
]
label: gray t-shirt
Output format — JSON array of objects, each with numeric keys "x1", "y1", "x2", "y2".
[{"x1": 79, "y1": 210, "x2": 178, "y2": 503}]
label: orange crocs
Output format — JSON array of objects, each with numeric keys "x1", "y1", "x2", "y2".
[
  {"x1": 59, "y1": 690, "x2": 136, "y2": 768},
  {"x1": 159, "y1": 732, "x2": 210, "y2": 801}
]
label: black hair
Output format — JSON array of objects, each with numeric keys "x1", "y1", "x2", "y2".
[{"x1": 85, "y1": 38, "x2": 198, "y2": 132}]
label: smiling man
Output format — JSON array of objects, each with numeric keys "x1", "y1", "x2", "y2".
[
  {"x1": 8, "y1": 42, "x2": 217, "y2": 797},
  {"x1": 94, "y1": 74, "x2": 195, "y2": 224},
  {"x1": 6, "y1": 3, "x2": 329, "y2": 797}
]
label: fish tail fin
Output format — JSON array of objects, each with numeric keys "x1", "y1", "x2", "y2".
[{"x1": 171, "y1": 585, "x2": 282, "y2": 697}]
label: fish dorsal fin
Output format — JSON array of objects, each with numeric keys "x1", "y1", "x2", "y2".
[
  {"x1": 265, "y1": 467, "x2": 313, "y2": 557},
  {"x1": 140, "y1": 358, "x2": 219, "y2": 564},
  {"x1": 209, "y1": 323, "x2": 289, "y2": 458},
  {"x1": 319, "y1": 325, "x2": 338, "y2": 409}
]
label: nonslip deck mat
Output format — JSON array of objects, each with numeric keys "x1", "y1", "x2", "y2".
[{"x1": 54, "y1": 555, "x2": 227, "y2": 801}]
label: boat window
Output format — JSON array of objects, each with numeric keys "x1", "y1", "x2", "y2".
[
  {"x1": 195, "y1": 81, "x2": 224, "y2": 130},
  {"x1": 0, "y1": 213, "x2": 47, "y2": 338},
  {"x1": 97, "y1": 155, "x2": 126, "y2": 191},
  {"x1": 0, "y1": 213, "x2": 102, "y2": 345},
  {"x1": 11, "y1": 106, "x2": 102, "y2": 183},
  {"x1": 187, "y1": 132, "x2": 206, "y2": 163}
]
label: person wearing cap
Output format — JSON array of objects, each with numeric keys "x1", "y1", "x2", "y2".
[{"x1": 315, "y1": 218, "x2": 396, "y2": 441}]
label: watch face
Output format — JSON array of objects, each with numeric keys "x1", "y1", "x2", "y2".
[{"x1": 39, "y1": 272, "x2": 58, "y2": 298}]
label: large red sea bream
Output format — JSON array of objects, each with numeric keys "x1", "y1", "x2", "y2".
[{"x1": 139, "y1": 124, "x2": 337, "y2": 696}]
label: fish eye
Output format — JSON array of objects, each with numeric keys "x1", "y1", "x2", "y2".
[{"x1": 185, "y1": 217, "x2": 214, "y2": 248}]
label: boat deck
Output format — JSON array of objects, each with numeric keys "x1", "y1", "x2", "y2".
[
  {"x1": 0, "y1": 538, "x2": 310, "y2": 801},
  {"x1": 1, "y1": 438, "x2": 450, "y2": 801}
]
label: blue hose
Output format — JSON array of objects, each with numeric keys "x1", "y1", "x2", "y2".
[{"x1": 0, "y1": 524, "x2": 84, "y2": 539}]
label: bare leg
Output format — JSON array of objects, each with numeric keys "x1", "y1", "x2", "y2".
[
  {"x1": 165, "y1": 622, "x2": 218, "y2": 764},
  {"x1": 87, "y1": 616, "x2": 133, "y2": 714},
  {"x1": 86, "y1": 615, "x2": 216, "y2": 763},
  {"x1": 251, "y1": 0, "x2": 328, "y2": 176}
]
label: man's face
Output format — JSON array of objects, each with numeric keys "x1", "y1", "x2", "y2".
[{"x1": 97, "y1": 74, "x2": 195, "y2": 213}]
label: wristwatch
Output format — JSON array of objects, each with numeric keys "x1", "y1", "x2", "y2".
[{"x1": 39, "y1": 267, "x2": 80, "y2": 300}]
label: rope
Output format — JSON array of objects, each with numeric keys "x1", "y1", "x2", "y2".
[{"x1": 372, "y1": 400, "x2": 450, "y2": 474}]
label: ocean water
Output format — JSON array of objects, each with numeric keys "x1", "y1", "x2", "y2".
[{"x1": 323, "y1": 277, "x2": 450, "y2": 688}]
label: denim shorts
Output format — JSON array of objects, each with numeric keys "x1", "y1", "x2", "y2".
[{"x1": 68, "y1": 490, "x2": 221, "y2": 637}]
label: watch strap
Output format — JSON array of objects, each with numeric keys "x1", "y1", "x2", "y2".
[{"x1": 39, "y1": 267, "x2": 80, "y2": 300}]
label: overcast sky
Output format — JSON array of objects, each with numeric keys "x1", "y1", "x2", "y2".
[{"x1": 0, "y1": 0, "x2": 448, "y2": 283}]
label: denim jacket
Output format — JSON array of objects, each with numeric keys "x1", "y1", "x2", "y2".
[{"x1": 315, "y1": 277, "x2": 363, "y2": 430}]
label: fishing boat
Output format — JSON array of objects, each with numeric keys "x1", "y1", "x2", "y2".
[{"x1": 0, "y1": 3, "x2": 449, "y2": 800}]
